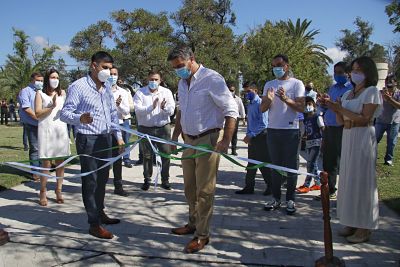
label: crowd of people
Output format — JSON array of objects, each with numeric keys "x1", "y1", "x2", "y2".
[{"x1": 12, "y1": 44, "x2": 399, "y2": 253}]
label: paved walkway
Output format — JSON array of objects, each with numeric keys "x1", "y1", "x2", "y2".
[{"x1": 0, "y1": 127, "x2": 399, "y2": 266}]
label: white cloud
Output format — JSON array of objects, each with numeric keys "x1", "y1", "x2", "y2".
[
  {"x1": 33, "y1": 35, "x2": 70, "y2": 54},
  {"x1": 324, "y1": 47, "x2": 347, "y2": 63}
]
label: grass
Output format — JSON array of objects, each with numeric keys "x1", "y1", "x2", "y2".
[{"x1": 0, "y1": 123, "x2": 399, "y2": 215}]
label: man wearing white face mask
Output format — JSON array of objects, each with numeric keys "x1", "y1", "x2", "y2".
[
  {"x1": 18, "y1": 72, "x2": 44, "y2": 181},
  {"x1": 61, "y1": 51, "x2": 124, "y2": 239},
  {"x1": 133, "y1": 70, "x2": 175, "y2": 191},
  {"x1": 108, "y1": 66, "x2": 131, "y2": 196}
]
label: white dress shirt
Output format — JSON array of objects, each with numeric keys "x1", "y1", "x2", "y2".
[
  {"x1": 233, "y1": 95, "x2": 246, "y2": 119},
  {"x1": 133, "y1": 85, "x2": 175, "y2": 127},
  {"x1": 178, "y1": 65, "x2": 238, "y2": 136},
  {"x1": 112, "y1": 85, "x2": 131, "y2": 124}
]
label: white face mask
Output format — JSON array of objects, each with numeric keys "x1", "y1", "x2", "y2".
[
  {"x1": 97, "y1": 69, "x2": 111, "y2": 83},
  {"x1": 49, "y1": 79, "x2": 59, "y2": 89},
  {"x1": 34, "y1": 81, "x2": 43, "y2": 90}
]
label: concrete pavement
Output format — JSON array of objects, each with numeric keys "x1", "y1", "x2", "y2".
[{"x1": 0, "y1": 126, "x2": 399, "y2": 266}]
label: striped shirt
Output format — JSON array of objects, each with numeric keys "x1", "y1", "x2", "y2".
[{"x1": 60, "y1": 75, "x2": 122, "y2": 140}]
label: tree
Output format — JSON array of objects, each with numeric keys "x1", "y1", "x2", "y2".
[
  {"x1": 386, "y1": 0, "x2": 400, "y2": 33},
  {"x1": 0, "y1": 28, "x2": 60, "y2": 100},
  {"x1": 336, "y1": 17, "x2": 386, "y2": 62},
  {"x1": 241, "y1": 19, "x2": 332, "y2": 92}
]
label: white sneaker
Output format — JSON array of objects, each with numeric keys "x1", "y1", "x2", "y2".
[{"x1": 286, "y1": 200, "x2": 296, "y2": 215}]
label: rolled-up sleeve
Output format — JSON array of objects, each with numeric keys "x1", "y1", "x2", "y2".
[
  {"x1": 60, "y1": 85, "x2": 83, "y2": 125},
  {"x1": 19, "y1": 89, "x2": 30, "y2": 109},
  {"x1": 209, "y1": 77, "x2": 238, "y2": 119}
]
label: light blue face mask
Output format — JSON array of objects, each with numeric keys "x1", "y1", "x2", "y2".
[
  {"x1": 108, "y1": 75, "x2": 118, "y2": 85},
  {"x1": 273, "y1": 67, "x2": 286, "y2": 79},
  {"x1": 34, "y1": 81, "x2": 44, "y2": 90},
  {"x1": 175, "y1": 66, "x2": 191, "y2": 79},
  {"x1": 148, "y1": 81, "x2": 159, "y2": 90},
  {"x1": 305, "y1": 105, "x2": 314, "y2": 113}
]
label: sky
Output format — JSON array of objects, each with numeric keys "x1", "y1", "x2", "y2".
[{"x1": 0, "y1": 0, "x2": 397, "y2": 71}]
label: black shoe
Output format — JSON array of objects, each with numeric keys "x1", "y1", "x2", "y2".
[
  {"x1": 161, "y1": 181, "x2": 171, "y2": 190},
  {"x1": 100, "y1": 212, "x2": 120, "y2": 225},
  {"x1": 231, "y1": 151, "x2": 238, "y2": 156},
  {"x1": 135, "y1": 159, "x2": 143, "y2": 165},
  {"x1": 235, "y1": 188, "x2": 254, "y2": 194},
  {"x1": 124, "y1": 161, "x2": 133, "y2": 168},
  {"x1": 263, "y1": 187, "x2": 272, "y2": 196},
  {"x1": 24, "y1": 146, "x2": 29, "y2": 151},
  {"x1": 141, "y1": 182, "x2": 150, "y2": 191},
  {"x1": 114, "y1": 188, "x2": 129, "y2": 196}
]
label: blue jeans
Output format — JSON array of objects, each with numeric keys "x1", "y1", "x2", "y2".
[
  {"x1": 25, "y1": 123, "x2": 39, "y2": 167},
  {"x1": 375, "y1": 122, "x2": 400, "y2": 162},
  {"x1": 267, "y1": 129, "x2": 299, "y2": 202},
  {"x1": 121, "y1": 120, "x2": 131, "y2": 162},
  {"x1": 304, "y1": 146, "x2": 321, "y2": 187}
]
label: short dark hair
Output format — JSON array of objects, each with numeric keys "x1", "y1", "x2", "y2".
[
  {"x1": 305, "y1": 96, "x2": 315, "y2": 104},
  {"x1": 334, "y1": 61, "x2": 347, "y2": 71},
  {"x1": 242, "y1": 81, "x2": 252, "y2": 88},
  {"x1": 273, "y1": 54, "x2": 289, "y2": 64},
  {"x1": 167, "y1": 45, "x2": 194, "y2": 61},
  {"x1": 30, "y1": 72, "x2": 43, "y2": 80},
  {"x1": 91, "y1": 51, "x2": 114, "y2": 64},
  {"x1": 148, "y1": 69, "x2": 162, "y2": 77},
  {"x1": 43, "y1": 68, "x2": 61, "y2": 96},
  {"x1": 351, "y1": 56, "x2": 378, "y2": 88}
]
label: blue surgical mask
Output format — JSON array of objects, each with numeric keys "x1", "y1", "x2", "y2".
[
  {"x1": 34, "y1": 81, "x2": 43, "y2": 90},
  {"x1": 305, "y1": 105, "x2": 314, "y2": 113},
  {"x1": 175, "y1": 66, "x2": 191, "y2": 79},
  {"x1": 351, "y1": 72, "x2": 365, "y2": 85},
  {"x1": 334, "y1": 74, "x2": 347, "y2": 85},
  {"x1": 148, "y1": 81, "x2": 159, "y2": 90},
  {"x1": 245, "y1": 92, "x2": 256, "y2": 101},
  {"x1": 273, "y1": 67, "x2": 286, "y2": 79},
  {"x1": 108, "y1": 75, "x2": 118, "y2": 85}
]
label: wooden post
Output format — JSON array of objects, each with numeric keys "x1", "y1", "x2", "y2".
[
  {"x1": 0, "y1": 229, "x2": 9, "y2": 246},
  {"x1": 315, "y1": 171, "x2": 345, "y2": 267}
]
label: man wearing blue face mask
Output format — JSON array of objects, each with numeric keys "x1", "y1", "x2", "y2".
[
  {"x1": 260, "y1": 54, "x2": 306, "y2": 215},
  {"x1": 133, "y1": 70, "x2": 175, "y2": 191},
  {"x1": 235, "y1": 83, "x2": 271, "y2": 195},
  {"x1": 315, "y1": 61, "x2": 352, "y2": 200},
  {"x1": 18, "y1": 72, "x2": 44, "y2": 181},
  {"x1": 109, "y1": 66, "x2": 131, "y2": 196}
]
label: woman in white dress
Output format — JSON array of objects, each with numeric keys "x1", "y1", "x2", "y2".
[
  {"x1": 35, "y1": 69, "x2": 70, "y2": 206},
  {"x1": 324, "y1": 56, "x2": 382, "y2": 243}
]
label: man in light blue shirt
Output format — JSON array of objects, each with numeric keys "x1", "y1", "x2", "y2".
[
  {"x1": 61, "y1": 51, "x2": 124, "y2": 240},
  {"x1": 236, "y1": 84, "x2": 271, "y2": 195},
  {"x1": 18, "y1": 72, "x2": 44, "y2": 180},
  {"x1": 317, "y1": 61, "x2": 352, "y2": 199}
]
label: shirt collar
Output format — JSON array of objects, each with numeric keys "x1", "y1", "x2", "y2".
[
  {"x1": 28, "y1": 84, "x2": 36, "y2": 91},
  {"x1": 192, "y1": 64, "x2": 204, "y2": 81},
  {"x1": 87, "y1": 75, "x2": 107, "y2": 93}
]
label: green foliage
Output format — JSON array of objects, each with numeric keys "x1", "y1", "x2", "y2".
[
  {"x1": 241, "y1": 19, "x2": 332, "y2": 92},
  {"x1": 336, "y1": 17, "x2": 387, "y2": 63},
  {"x1": 0, "y1": 28, "x2": 61, "y2": 100},
  {"x1": 386, "y1": 0, "x2": 400, "y2": 34}
]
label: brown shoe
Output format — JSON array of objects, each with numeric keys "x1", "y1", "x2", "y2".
[
  {"x1": 338, "y1": 226, "x2": 356, "y2": 237},
  {"x1": 0, "y1": 230, "x2": 10, "y2": 246},
  {"x1": 184, "y1": 237, "x2": 209, "y2": 253},
  {"x1": 89, "y1": 225, "x2": 113, "y2": 239},
  {"x1": 346, "y1": 228, "x2": 371, "y2": 244},
  {"x1": 100, "y1": 212, "x2": 120, "y2": 225},
  {"x1": 171, "y1": 224, "x2": 196, "y2": 235}
]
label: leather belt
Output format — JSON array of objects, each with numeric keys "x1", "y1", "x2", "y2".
[
  {"x1": 185, "y1": 128, "x2": 220, "y2": 140},
  {"x1": 343, "y1": 120, "x2": 373, "y2": 129}
]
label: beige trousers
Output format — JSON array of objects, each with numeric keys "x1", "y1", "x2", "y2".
[{"x1": 182, "y1": 131, "x2": 221, "y2": 239}]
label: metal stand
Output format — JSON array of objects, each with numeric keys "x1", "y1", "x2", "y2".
[{"x1": 315, "y1": 172, "x2": 345, "y2": 267}]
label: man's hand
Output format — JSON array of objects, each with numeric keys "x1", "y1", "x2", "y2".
[
  {"x1": 263, "y1": 88, "x2": 275, "y2": 102},
  {"x1": 117, "y1": 139, "x2": 125, "y2": 154},
  {"x1": 276, "y1": 87, "x2": 288, "y2": 101},
  {"x1": 317, "y1": 93, "x2": 330, "y2": 106},
  {"x1": 80, "y1": 112, "x2": 93, "y2": 124},
  {"x1": 243, "y1": 135, "x2": 251, "y2": 145},
  {"x1": 325, "y1": 98, "x2": 342, "y2": 113},
  {"x1": 160, "y1": 98, "x2": 167, "y2": 110},
  {"x1": 153, "y1": 98, "x2": 159, "y2": 109},
  {"x1": 116, "y1": 95, "x2": 122, "y2": 107},
  {"x1": 215, "y1": 138, "x2": 230, "y2": 153},
  {"x1": 381, "y1": 89, "x2": 391, "y2": 102}
]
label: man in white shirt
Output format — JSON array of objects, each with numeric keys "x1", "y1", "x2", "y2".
[
  {"x1": 133, "y1": 70, "x2": 175, "y2": 191},
  {"x1": 228, "y1": 83, "x2": 246, "y2": 155},
  {"x1": 109, "y1": 67, "x2": 131, "y2": 196},
  {"x1": 168, "y1": 45, "x2": 238, "y2": 253},
  {"x1": 260, "y1": 54, "x2": 305, "y2": 215}
]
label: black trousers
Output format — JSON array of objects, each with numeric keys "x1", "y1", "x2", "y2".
[
  {"x1": 76, "y1": 133, "x2": 111, "y2": 226},
  {"x1": 244, "y1": 130, "x2": 271, "y2": 190},
  {"x1": 322, "y1": 126, "x2": 343, "y2": 194},
  {"x1": 138, "y1": 124, "x2": 171, "y2": 183},
  {"x1": 111, "y1": 135, "x2": 123, "y2": 189},
  {"x1": 231, "y1": 120, "x2": 240, "y2": 152}
]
